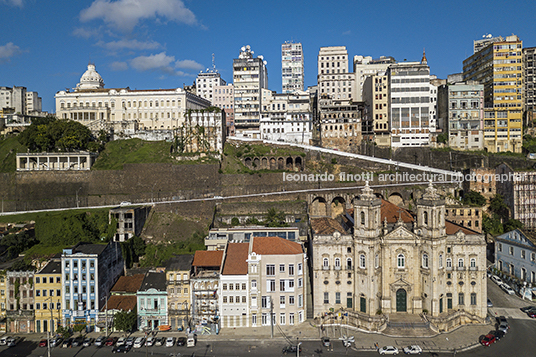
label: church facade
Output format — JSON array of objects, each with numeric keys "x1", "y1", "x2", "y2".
[{"x1": 311, "y1": 183, "x2": 487, "y2": 331}]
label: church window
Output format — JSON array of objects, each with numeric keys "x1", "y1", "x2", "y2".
[
  {"x1": 458, "y1": 258, "x2": 464, "y2": 268},
  {"x1": 323, "y1": 258, "x2": 329, "y2": 269},
  {"x1": 397, "y1": 254, "x2": 405, "y2": 269},
  {"x1": 439, "y1": 254, "x2": 443, "y2": 268},
  {"x1": 347, "y1": 258, "x2": 353, "y2": 270},
  {"x1": 458, "y1": 293, "x2": 464, "y2": 305},
  {"x1": 424, "y1": 211, "x2": 428, "y2": 225},
  {"x1": 470, "y1": 293, "x2": 477, "y2": 305},
  {"x1": 335, "y1": 258, "x2": 341, "y2": 269},
  {"x1": 446, "y1": 258, "x2": 452, "y2": 268},
  {"x1": 422, "y1": 253, "x2": 429, "y2": 268},
  {"x1": 360, "y1": 211, "x2": 365, "y2": 225},
  {"x1": 470, "y1": 258, "x2": 476, "y2": 268},
  {"x1": 359, "y1": 254, "x2": 366, "y2": 269}
]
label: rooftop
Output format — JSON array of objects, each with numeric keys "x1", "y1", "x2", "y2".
[
  {"x1": 221, "y1": 243, "x2": 249, "y2": 275},
  {"x1": 192, "y1": 250, "x2": 224, "y2": 268},
  {"x1": 311, "y1": 217, "x2": 347, "y2": 235},
  {"x1": 165, "y1": 254, "x2": 194, "y2": 271},
  {"x1": 139, "y1": 271, "x2": 166, "y2": 292},
  {"x1": 111, "y1": 274, "x2": 145, "y2": 294},
  {"x1": 101, "y1": 295, "x2": 137, "y2": 312},
  {"x1": 37, "y1": 261, "x2": 61, "y2": 275},
  {"x1": 252, "y1": 236, "x2": 303, "y2": 255}
]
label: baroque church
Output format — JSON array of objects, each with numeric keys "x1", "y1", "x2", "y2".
[{"x1": 310, "y1": 182, "x2": 487, "y2": 331}]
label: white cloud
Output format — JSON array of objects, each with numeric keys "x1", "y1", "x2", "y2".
[
  {"x1": 72, "y1": 27, "x2": 102, "y2": 39},
  {"x1": 80, "y1": 0, "x2": 197, "y2": 32},
  {"x1": 0, "y1": 42, "x2": 22, "y2": 62},
  {"x1": 98, "y1": 39, "x2": 162, "y2": 51},
  {"x1": 175, "y1": 59, "x2": 203, "y2": 71},
  {"x1": 1, "y1": 0, "x2": 24, "y2": 8},
  {"x1": 130, "y1": 52, "x2": 175, "y2": 73},
  {"x1": 110, "y1": 61, "x2": 128, "y2": 71}
]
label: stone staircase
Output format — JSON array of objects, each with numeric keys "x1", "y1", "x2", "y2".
[{"x1": 381, "y1": 313, "x2": 436, "y2": 337}]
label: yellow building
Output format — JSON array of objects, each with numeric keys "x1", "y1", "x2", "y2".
[
  {"x1": 34, "y1": 261, "x2": 62, "y2": 333},
  {"x1": 463, "y1": 35, "x2": 523, "y2": 153},
  {"x1": 165, "y1": 255, "x2": 194, "y2": 330},
  {"x1": 0, "y1": 271, "x2": 6, "y2": 332}
]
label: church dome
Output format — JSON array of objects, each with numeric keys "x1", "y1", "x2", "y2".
[{"x1": 76, "y1": 63, "x2": 104, "y2": 90}]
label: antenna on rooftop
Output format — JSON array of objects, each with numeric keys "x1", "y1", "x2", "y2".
[{"x1": 212, "y1": 53, "x2": 216, "y2": 71}]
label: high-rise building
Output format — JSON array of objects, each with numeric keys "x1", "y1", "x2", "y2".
[
  {"x1": 281, "y1": 41, "x2": 304, "y2": 93},
  {"x1": 523, "y1": 47, "x2": 536, "y2": 122},
  {"x1": 195, "y1": 69, "x2": 226, "y2": 104},
  {"x1": 463, "y1": 35, "x2": 523, "y2": 153},
  {"x1": 473, "y1": 34, "x2": 504, "y2": 54},
  {"x1": 233, "y1": 45, "x2": 268, "y2": 138},
  {"x1": 0, "y1": 86, "x2": 43, "y2": 115},
  {"x1": 363, "y1": 72, "x2": 390, "y2": 147},
  {"x1": 213, "y1": 84, "x2": 235, "y2": 136},
  {"x1": 388, "y1": 53, "x2": 433, "y2": 147},
  {"x1": 353, "y1": 55, "x2": 395, "y2": 102},
  {"x1": 317, "y1": 46, "x2": 355, "y2": 101}
]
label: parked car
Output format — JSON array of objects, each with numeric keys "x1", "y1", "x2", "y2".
[
  {"x1": 491, "y1": 275, "x2": 503, "y2": 285},
  {"x1": 125, "y1": 337, "x2": 135, "y2": 346},
  {"x1": 496, "y1": 316, "x2": 509, "y2": 328},
  {"x1": 487, "y1": 298, "x2": 493, "y2": 307},
  {"x1": 95, "y1": 336, "x2": 105, "y2": 347},
  {"x1": 50, "y1": 337, "x2": 63, "y2": 347},
  {"x1": 528, "y1": 311, "x2": 536, "y2": 318},
  {"x1": 0, "y1": 336, "x2": 11, "y2": 345},
  {"x1": 145, "y1": 336, "x2": 155, "y2": 347},
  {"x1": 322, "y1": 337, "x2": 331, "y2": 347},
  {"x1": 500, "y1": 283, "x2": 516, "y2": 295},
  {"x1": 62, "y1": 338, "x2": 73, "y2": 348},
  {"x1": 39, "y1": 339, "x2": 48, "y2": 347},
  {"x1": 177, "y1": 337, "x2": 187, "y2": 346},
  {"x1": 155, "y1": 337, "x2": 165, "y2": 346},
  {"x1": 105, "y1": 337, "x2": 118, "y2": 346},
  {"x1": 378, "y1": 345, "x2": 399, "y2": 355},
  {"x1": 498, "y1": 321, "x2": 509, "y2": 334},
  {"x1": 480, "y1": 333, "x2": 497, "y2": 346},
  {"x1": 282, "y1": 345, "x2": 302, "y2": 354},
  {"x1": 520, "y1": 305, "x2": 536, "y2": 313},
  {"x1": 72, "y1": 336, "x2": 84, "y2": 347},
  {"x1": 133, "y1": 337, "x2": 145, "y2": 348},
  {"x1": 112, "y1": 344, "x2": 132, "y2": 353},
  {"x1": 165, "y1": 337, "x2": 176, "y2": 347},
  {"x1": 120, "y1": 201, "x2": 132, "y2": 207},
  {"x1": 403, "y1": 345, "x2": 422, "y2": 354},
  {"x1": 83, "y1": 338, "x2": 94, "y2": 347},
  {"x1": 116, "y1": 337, "x2": 126, "y2": 346},
  {"x1": 187, "y1": 333, "x2": 196, "y2": 348},
  {"x1": 7, "y1": 337, "x2": 19, "y2": 347},
  {"x1": 489, "y1": 330, "x2": 505, "y2": 340}
]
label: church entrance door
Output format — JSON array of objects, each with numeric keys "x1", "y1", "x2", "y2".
[{"x1": 396, "y1": 288, "x2": 407, "y2": 312}]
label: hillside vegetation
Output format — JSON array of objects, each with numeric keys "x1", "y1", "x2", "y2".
[{"x1": 0, "y1": 136, "x2": 27, "y2": 172}]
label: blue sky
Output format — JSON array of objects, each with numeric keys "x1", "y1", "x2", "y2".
[{"x1": 1, "y1": 0, "x2": 535, "y2": 112}]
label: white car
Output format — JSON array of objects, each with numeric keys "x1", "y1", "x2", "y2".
[
  {"x1": 133, "y1": 337, "x2": 145, "y2": 348},
  {"x1": 120, "y1": 201, "x2": 132, "y2": 206},
  {"x1": 165, "y1": 337, "x2": 176, "y2": 347},
  {"x1": 116, "y1": 337, "x2": 126, "y2": 346},
  {"x1": 491, "y1": 275, "x2": 503, "y2": 285},
  {"x1": 7, "y1": 337, "x2": 19, "y2": 347},
  {"x1": 145, "y1": 336, "x2": 155, "y2": 347},
  {"x1": 0, "y1": 336, "x2": 11, "y2": 345},
  {"x1": 500, "y1": 283, "x2": 516, "y2": 295},
  {"x1": 403, "y1": 345, "x2": 423, "y2": 354},
  {"x1": 378, "y1": 345, "x2": 399, "y2": 355}
]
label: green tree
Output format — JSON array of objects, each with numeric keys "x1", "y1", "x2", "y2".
[
  {"x1": 56, "y1": 325, "x2": 72, "y2": 338},
  {"x1": 461, "y1": 190, "x2": 487, "y2": 206},
  {"x1": 504, "y1": 219, "x2": 523, "y2": 233},
  {"x1": 114, "y1": 310, "x2": 137, "y2": 334},
  {"x1": 73, "y1": 323, "x2": 86, "y2": 335},
  {"x1": 489, "y1": 194, "x2": 510, "y2": 222},
  {"x1": 437, "y1": 133, "x2": 448, "y2": 144},
  {"x1": 264, "y1": 208, "x2": 288, "y2": 227},
  {"x1": 231, "y1": 217, "x2": 240, "y2": 226}
]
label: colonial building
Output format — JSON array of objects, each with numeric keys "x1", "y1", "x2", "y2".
[
  {"x1": 5, "y1": 270, "x2": 35, "y2": 333},
  {"x1": 445, "y1": 206, "x2": 483, "y2": 233},
  {"x1": 495, "y1": 229, "x2": 536, "y2": 286},
  {"x1": 219, "y1": 242, "x2": 249, "y2": 328},
  {"x1": 61, "y1": 242, "x2": 124, "y2": 330},
  {"x1": 34, "y1": 261, "x2": 62, "y2": 334},
  {"x1": 109, "y1": 206, "x2": 150, "y2": 242},
  {"x1": 55, "y1": 63, "x2": 211, "y2": 135},
  {"x1": 311, "y1": 182, "x2": 487, "y2": 331},
  {"x1": 137, "y1": 271, "x2": 168, "y2": 330},
  {"x1": 165, "y1": 255, "x2": 194, "y2": 330}
]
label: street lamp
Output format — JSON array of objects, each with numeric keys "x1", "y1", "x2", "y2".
[{"x1": 297, "y1": 339, "x2": 302, "y2": 357}]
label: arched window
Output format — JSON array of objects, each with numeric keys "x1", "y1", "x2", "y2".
[
  {"x1": 360, "y1": 211, "x2": 365, "y2": 225},
  {"x1": 470, "y1": 258, "x2": 476, "y2": 268},
  {"x1": 335, "y1": 258, "x2": 341, "y2": 268},
  {"x1": 347, "y1": 258, "x2": 352, "y2": 270},
  {"x1": 458, "y1": 258, "x2": 464, "y2": 268},
  {"x1": 397, "y1": 254, "x2": 405, "y2": 269},
  {"x1": 446, "y1": 258, "x2": 452, "y2": 268},
  {"x1": 359, "y1": 254, "x2": 366, "y2": 269},
  {"x1": 422, "y1": 253, "x2": 429, "y2": 268},
  {"x1": 424, "y1": 211, "x2": 428, "y2": 225},
  {"x1": 323, "y1": 258, "x2": 329, "y2": 269}
]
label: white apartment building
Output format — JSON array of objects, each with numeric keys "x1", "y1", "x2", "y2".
[
  {"x1": 196, "y1": 70, "x2": 226, "y2": 104},
  {"x1": 388, "y1": 54, "x2": 433, "y2": 148},
  {"x1": 282, "y1": 41, "x2": 304, "y2": 93},
  {"x1": 363, "y1": 72, "x2": 390, "y2": 147},
  {"x1": 260, "y1": 89, "x2": 312, "y2": 144},
  {"x1": 55, "y1": 63, "x2": 210, "y2": 135},
  {"x1": 317, "y1": 46, "x2": 356, "y2": 101},
  {"x1": 213, "y1": 84, "x2": 235, "y2": 136},
  {"x1": 353, "y1": 55, "x2": 395, "y2": 102},
  {"x1": 0, "y1": 86, "x2": 43, "y2": 115},
  {"x1": 233, "y1": 45, "x2": 268, "y2": 138}
]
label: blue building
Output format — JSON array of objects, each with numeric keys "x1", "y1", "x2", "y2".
[
  {"x1": 61, "y1": 242, "x2": 124, "y2": 330},
  {"x1": 137, "y1": 271, "x2": 168, "y2": 330},
  {"x1": 495, "y1": 229, "x2": 536, "y2": 285}
]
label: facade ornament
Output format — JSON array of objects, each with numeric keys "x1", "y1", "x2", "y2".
[
  {"x1": 360, "y1": 181, "x2": 376, "y2": 201},
  {"x1": 422, "y1": 180, "x2": 439, "y2": 200}
]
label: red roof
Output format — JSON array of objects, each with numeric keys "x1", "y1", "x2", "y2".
[
  {"x1": 311, "y1": 217, "x2": 347, "y2": 235},
  {"x1": 192, "y1": 250, "x2": 224, "y2": 267},
  {"x1": 380, "y1": 199, "x2": 414, "y2": 223},
  {"x1": 252, "y1": 236, "x2": 303, "y2": 255},
  {"x1": 101, "y1": 295, "x2": 137, "y2": 312},
  {"x1": 222, "y1": 243, "x2": 249, "y2": 275},
  {"x1": 445, "y1": 220, "x2": 479, "y2": 235},
  {"x1": 111, "y1": 274, "x2": 145, "y2": 294}
]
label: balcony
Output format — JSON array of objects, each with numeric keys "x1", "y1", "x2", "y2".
[
  {"x1": 322, "y1": 265, "x2": 330, "y2": 271},
  {"x1": 457, "y1": 266, "x2": 466, "y2": 271},
  {"x1": 334, "y1": 266, "x2": 342, "y2": 271},
  {"x1": 6, "y1": 310, "x2": 34, "y2": 318},
  {"x1": 469, "y1": 266, "x2": 478, "y2": 271}
]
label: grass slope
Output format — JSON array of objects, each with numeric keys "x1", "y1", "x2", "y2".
[
  {"x1": 0, "y1": 136, "x2": 27, "y2": 173},
  {"x1": 92, "y1": 139, "x2": 177, "y2": 170}
]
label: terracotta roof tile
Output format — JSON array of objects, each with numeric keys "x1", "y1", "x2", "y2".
[
  {"x1": 101, "y1": 295, "x2": 137, "y2": 312},
  {"x1": 252, "y1": 236, "x2": 303, "y2": 255},
  {"x1": 222, "y1": 243, "x2": 249, "y2": 275},
  {"x1": 445, "y1": 220, "x2": 479, "y2": 235},
  {"x1": 380, "y1": 199, "x2": 414, "y2": 223},
  {"x1": 192, "y1": 250, "x2": 224, "y2": 268},
  {"x1": 111, "y1": 274, "x2": 145, "y2": 293},
  {"x1": 311, "y1": 218, "x2": 347, "y2": 235}
]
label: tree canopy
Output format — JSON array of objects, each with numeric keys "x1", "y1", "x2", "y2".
[
  {"x1": 17, "y1": 116, "x2": 100, "y2": 152},
  {"x1": 461, "y1": 190, "x2": 487, "y2": 206},
  {"x1": 113, "y1": 310, "x2": 137, "y2": 334}
]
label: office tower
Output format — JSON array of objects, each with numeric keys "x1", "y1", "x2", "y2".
[
  {"x1": 523, "y1": 47, "x2": 536, "y2": 124},
  {"x1": 282, "y1": 41, "x2": 304, "y2": 93}
]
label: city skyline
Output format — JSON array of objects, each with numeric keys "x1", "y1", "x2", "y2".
[{"x1": 1, "y1": 0, "x2": 536, "y2": 112}]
